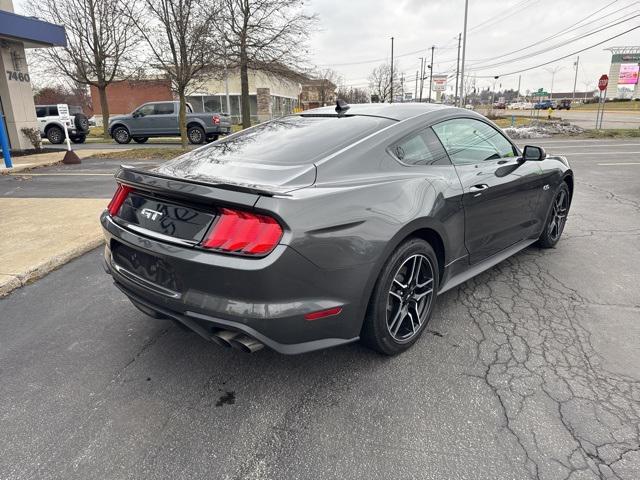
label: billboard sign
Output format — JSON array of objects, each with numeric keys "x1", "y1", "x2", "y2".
[
  {"x1": 432, "y1": 75, "x2": 448, "y2": 92},
  {"x1": 618, "y1": 63, "x2": 639, "y2": 85}
]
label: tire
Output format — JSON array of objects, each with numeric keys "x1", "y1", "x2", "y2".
[
  {"x1": 74, "y1": 113, "x2": 90, "y2": 133},
  {"x1": 46, "y1": 126, "x2": 64, "y2": 144},
  {"x1": 133, "y1": 137, "x2": 149, "y2": 144},
  {"x1": 188, "y1": 125, "x2": 205, "y2": 144},
  {"x1": 361, "y1": 238, "x2": 439, "y2": 355},
  {"x1": 71, "y1": 135, "x2": 86, "y2": 144},
  {"x1": 537, "y1": 182, "x2": 570, "y2": 248},
  {"x1": 112, "y1": 126, "x2": 131, "y2": 144}
]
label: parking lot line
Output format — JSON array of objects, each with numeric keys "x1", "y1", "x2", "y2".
[
  {"x1": 562, "y1": 151, "x2": 640, "y2": 155},
  {"x1": 597, "y1": 162, "x2": 640, "y2": 166}
]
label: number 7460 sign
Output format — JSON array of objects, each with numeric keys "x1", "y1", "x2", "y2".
[{"x1": 6, "y1": 71, "x2": 31, "y2": 83}]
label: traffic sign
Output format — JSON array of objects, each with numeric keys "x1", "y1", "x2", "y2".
[
  {"x1": 57, "y1": 104, "x2": 70, "y2": 121},
  {"x1": 532, "y1": 89, "x2": 549, "y2": 97},
  {"x1": 598, "y1": 74, "x2": 609, "y2": 91}
]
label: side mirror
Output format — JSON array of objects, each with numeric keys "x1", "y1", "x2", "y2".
[{"x1": 521, "y1": 145, "x2": 546, "y2": 162}]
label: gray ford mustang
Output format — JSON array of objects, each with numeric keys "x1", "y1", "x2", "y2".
[{"x1": 101, "y1": 102, "x2": 573, "y2": 355}]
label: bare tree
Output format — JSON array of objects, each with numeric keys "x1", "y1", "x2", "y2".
[
  {"x1": 368, "y1": 63, "x2": 400, "y2": 103},
  {"x1": 28, "y1": 0, "x2": 141, "y2": 138},
  {"x1": 315, "y1": 68, "x2": 339, "y2": 106},
  {"x1": 128, "y1": 0, "x2": 220, "y2": 148},
  {"x1": 216, "y1": 0, "x2": 317, "y2": 128},
  {"x1": 336, "y1": 84, "x2": 370, "y2": 104}
]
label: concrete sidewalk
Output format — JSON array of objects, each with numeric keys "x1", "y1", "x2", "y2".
[
  {"x1": 1, "y1": 149, "x2": 129, "y2": 174},
  {"x1": 0, "y1": 198, "x2": 107, "y2": 296}
]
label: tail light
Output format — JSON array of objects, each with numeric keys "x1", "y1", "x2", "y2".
[
  {"x1": 107, "y1": 184, "x2": 132, "y2": 216},
  {"x1": 212, "y1": 115, "x2": 220, "y2": 125},
  {"x1": 201, "y1": 208, "x2": 283, "y2": 255}
]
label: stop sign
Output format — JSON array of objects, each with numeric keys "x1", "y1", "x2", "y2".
[{"x1": 598, "y1": 74, "x2": 609, "y2": 91}]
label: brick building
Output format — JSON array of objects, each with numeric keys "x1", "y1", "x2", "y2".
[{"x1": 90, "y1": 78, "x2": 172, "y2": 121}]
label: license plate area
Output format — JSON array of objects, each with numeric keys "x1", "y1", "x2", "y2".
[
  {"x1": 112, "y1": 242, "x2": 181, "y2": 297},
  {"x1": 116, "y1": 192, "x2": 215, "y2": 243}
]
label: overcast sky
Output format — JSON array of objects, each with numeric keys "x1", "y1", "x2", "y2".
[
  {"x1": 14, "y1": 0, "x2": 640, "y2": 96},
  {"x1": 306, "y1": 0, "x2": 640, "y2": 95}
]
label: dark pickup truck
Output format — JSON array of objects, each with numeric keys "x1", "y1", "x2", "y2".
[{"x1": 108, "y1": 101, "x2": 231, "y2": 144}]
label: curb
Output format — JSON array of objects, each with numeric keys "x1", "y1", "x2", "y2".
[{"x1": 0, "y1": 237, "x2": 104, "y2": 297}]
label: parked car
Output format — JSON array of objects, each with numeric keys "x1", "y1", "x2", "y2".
[
  {"x1": 507, "y1": 101, "x2": 523, "y2": 109},
  {"x1": 36, "y1": 104, "x2": 90, "y2": 144},
  {"x1": 557, "y1": 99, "x2": 572, "y2": 110},
  {"x1": 521, "y1": 102, "x2": 534, "y2": 109},
  {"x1": 534, "y1": 100, "x2": 557, "y2": 110},
  {"x1": 108, "y1": 101, "x2": 231, "y2": 145},
  {"x1": 101, "y1": 102, "x2": 573, "y2": 355}
]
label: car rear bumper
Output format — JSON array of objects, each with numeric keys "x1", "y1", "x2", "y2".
[{"x1": 100, "y1": 211, "x2": 365, "y2": 354}]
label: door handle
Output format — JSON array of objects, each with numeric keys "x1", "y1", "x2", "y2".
[{"x1": 469, "y1": 184, "x2": 489, "y2": 193}]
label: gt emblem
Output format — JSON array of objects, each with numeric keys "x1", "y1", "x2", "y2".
[
  {"x1": 140, "y1": 208, "x2": 163, "y2": 221},
  {"x1": 543, "y1": 184, "x2": 550, "y2": 191}
]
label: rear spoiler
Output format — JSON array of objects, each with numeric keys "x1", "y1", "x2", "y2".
[{"x1": 115, "y1": 165, "x2": 291, "y2": 209}]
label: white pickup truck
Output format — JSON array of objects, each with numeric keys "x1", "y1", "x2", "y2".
[{"x1": 36, "y1": 104, "x2": 91, "y2": 144}]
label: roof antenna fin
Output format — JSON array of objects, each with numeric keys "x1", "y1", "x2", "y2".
[{"x1": 335, "y1": 99, "x2": 350, "y2": 116}]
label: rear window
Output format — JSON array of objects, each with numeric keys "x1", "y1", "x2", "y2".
[{"x1": 156, "y1": 115, "x2": 395, "y2": 173}]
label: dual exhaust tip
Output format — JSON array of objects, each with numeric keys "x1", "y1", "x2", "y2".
[{"x1": 211, "y1": 329, "x2": 264, "y2": 353}]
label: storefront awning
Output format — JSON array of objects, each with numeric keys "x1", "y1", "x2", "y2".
[{"x1": 0, "y1": 10, "x2": 66, "y2": 48}]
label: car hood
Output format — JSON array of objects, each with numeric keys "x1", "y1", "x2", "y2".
[
  {"x1": 153, "y1": 150, "x2": 317, "y2": 195},
  {"x1": 109, "y1": 114, "x2": 130, "y2": 123}
]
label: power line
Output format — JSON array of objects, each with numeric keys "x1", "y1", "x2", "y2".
[
  {"x1": 473, "y1": 24, "x2": 640, "y2": 78},
  {"x1": 466, "y1": 12, "x2": 640, "y2": 72},
  {"x1": 467, "y1": 0, "x2": 627, "y2": 64}
]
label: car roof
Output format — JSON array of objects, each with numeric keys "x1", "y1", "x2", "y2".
[{"x1": 300, "y1": 102, "x2": 455, "y2": 121}]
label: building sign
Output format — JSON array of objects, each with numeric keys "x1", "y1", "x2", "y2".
[
  {"x1": 612, "y1": 53, "x2": 640, "y2": 63},
  {"x1": 432, "y1": 75, "x2": 448, "y2": 92},
  {"x1": 618, "y1": 64, "x2": 639, "y2": 85}
]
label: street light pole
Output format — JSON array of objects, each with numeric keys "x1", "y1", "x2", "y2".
[
  {"x1": 459, "y1": 0, "x2": 469, "y2": 106},
  {"x1": 419, "y1": 57, "x2": 424, "y2": 102},
  {"x1": 572, "y1": 56, "x2": 579, "y2": 100},
  {"x1": 455, "y1": 33, "x2": 461, "y2": 106},
  {"x1": 390, "y1": 37, "x2": 394, "y2": 103},
  {"x1": 428, "y1": 45, "x2": 435, "y2": 103}
]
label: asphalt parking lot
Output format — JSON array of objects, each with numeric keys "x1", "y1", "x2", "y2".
[{"x1": 1, "y1": 138, "x2": 639, "y2": 479}]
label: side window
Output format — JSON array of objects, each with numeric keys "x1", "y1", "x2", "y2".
[
  {"x1": 48, "y1": 106, "x2": 59, "y2": 116},
  {"x1": 153, "y1": 103, "x2": 175, "y2": 115},
  {"x1": 36, "y1": 107, "x2": 46, "y2": 118},
  {"x1": 137, "y1": 104, "x2": 155, "y2": 116},
  {"x1": 390, "y1": 127, "x2": 450, "y2": 166},
  {"x1": 432, "y1": 118, "x2": 516, "y2": 165}
]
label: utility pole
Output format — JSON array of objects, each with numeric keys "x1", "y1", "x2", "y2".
[
  {"x1": 572, "y1": 56, "x2": 580, "y2": 100},
  {"x1": 415, "y1": 70, "x2": 418, "y2": 101},
  {"x1": 517, "y1": 75, "x2": 521, "y2": 99},
  {"x1": 390, "y1": 37, "x2": 394, "y2": 103},
  {"x1": 455, "y1": 33, "x2": 461, "y2": 106},
  {"x1": 428, "y1": 45, "x2": 435, "y2": 103},
  {"x1": 459, "y1": 0, "x2": 469, "y2": 106},
  {"x1": 419, "y1": 57, "x2": 424, "y2": 102},
  {"x1": 400, "y1": 73, "x2": 405, "y2": 102}
]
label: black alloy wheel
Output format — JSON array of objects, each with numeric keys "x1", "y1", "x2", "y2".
[
  {"x1": 362, "y1": 238, "x2": 438, "y2": 355},
  {"x1": 537, "y1": 183, "x2": 570, "y2": 248}
]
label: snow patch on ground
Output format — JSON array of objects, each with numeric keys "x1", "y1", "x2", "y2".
[{"x1": 503, "y1": 121, "x2": 585, "y2": 139}]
